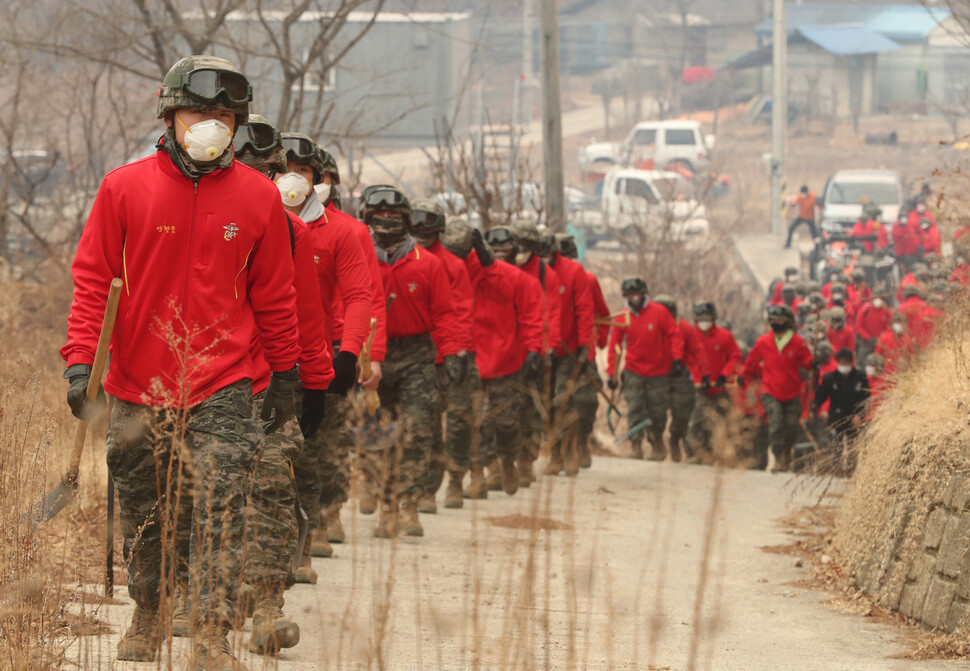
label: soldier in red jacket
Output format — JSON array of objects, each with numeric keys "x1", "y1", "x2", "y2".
[
  {"x1": 229, "y1": 115, "x2": 333, "y2": 653},
  {"x1": 654, "y1": 295, "x2": 708, "y2": 462},
  {"x1": 875, "y1": 312, "x2": 914, "y2": 375},
  {"x1": 410, "y1": 198, "x2": 480, "y2": 511},
  {"x1": 742, "y1": 305, "x2": 813, "y2": 472},
  {"x1": 557, "y1": 234, "x2": 607, "y2": 470},
  {"x1": 61, "y1": 56, "x2": 302, "y2": 667},
  {"x1": 446, "y1": 219, "x2": 544, "y2": 497},
  {"x1": 854, "y1": 296, "x2": 892, "y2": 363},
  {"x1": 825, "y1": 307, "x2": 856, "y2": 355},
  {"x1": 273, "y1": 133, "x2": 375, "y2": 570},
  {"x1": 509, "y1": 219, "x2": 561, "y2": 482},
  {"x1": 607, "y1": 278, "x2": 685, "y2": 460},
  {"x1": 537, "y1": 230, "x2": 594, "y2": 476},
  {"x1": 685, "y1": 302, "x2": 742, "y2": 463},
  {"x1": 360, "y1": 186, "x2": 461, "y2": 539}
]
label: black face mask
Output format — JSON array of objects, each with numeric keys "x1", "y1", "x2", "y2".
[
  {"x1": 372, "y1": 217, "x2": 408, "y2": 250},
  {"x1": 769, "y1": 321, "x2": 789, "y2": 334},
  {"x1": 627, "y1": 295, "x2": 647, "y2": 311},
  {"x1": 412, "y1": 230, "x2": 436, "y2": 249},
  {"x1": 493, "y1": 246, "x2": 516, "y2": 263}
]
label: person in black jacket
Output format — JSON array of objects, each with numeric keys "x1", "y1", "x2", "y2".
[{"x1": 815, "y1": 348, "x2": 870, "y2": 472}]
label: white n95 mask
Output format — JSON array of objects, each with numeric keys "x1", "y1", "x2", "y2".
[
  {"x1": 276, "y1": 172, "x2": 312, "y2": 207},
  {"x1": 179, "y1": 117, "x2": 233, "y2": 163}
]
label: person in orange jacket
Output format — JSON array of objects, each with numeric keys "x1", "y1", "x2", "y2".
[
  {"x1": 360, "y1": 185, "x2": 462, "y2": 540},
  {"x1": 607, "y1": 278, "x2": 685, "y2": 461}
]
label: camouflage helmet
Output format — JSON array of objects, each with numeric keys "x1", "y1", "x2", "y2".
[
  {"x1": 621, "y1": 277, "x2": 648, "y2": 296},
  {"x1": 816, "y1": 339, "x2": 834, "y2": 358},
  {"x1": 359, "y1": 184, "x2": 411, "y2": 224},
  {"x1": 320, "y1": 150, "x2": 341, "y2": 184},
  {"x1": 485, "y1": 226, "x2": 515, "y2": 250},
  {"x1": 654, "y1": 294, "x2": 677, "y2": 319},
  {"x1": 556, "y1": 233, "x2": 579, "y2": 259},
  {"x1": 442, "y1": 216, "x2": 473, "y2": 258},
  {"x1": 901, "y1": 283, "x2": 923, "y2": 299},
  {"x1": 767, "y1": 303, "x2": 795, "y2": 326},
  {"x1": 828, "y1": 306, "x2": 847, "y2": 322},
  {"x1": 280, "y1": 132, "x2": 327, "y2": 184},
  {"x1": 536, "y1": 229, "x2": 557, "y2": 257},
  {"x1": 233, "y1": 113, "x2": 285, "y2": 174},
  {"x1": 410, "y1": 197, "x2": 446, "y2": 232},
  {"x1": 510, "y1": 218, "x2": 540, "y2": 245},
  {"x1": 865, "y1": 353, "x2": 885, "y2": 372},
  {"x1": 692, "y1": 301, "x2": 717, "y2": 320},
  {"x1": 156, "y1": 55, "x2": 252, "y2": 123}
]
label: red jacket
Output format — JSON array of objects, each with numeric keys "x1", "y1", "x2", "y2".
[
  {"x1": 875, "y1": 330, "x2": 913, "y2": 374},
  {"x1": 894, "y1": 216, "x2": 922, "y2": 257},
  {"x1": 425, "y1": 240, "x2": 476, "y2": 362},
  {"x1": 519, "y1": 255, "x2": 561, "y2": 355},
  {"x1": 826, "y1": 325, "x2": 856, "y2": 355},
  {"x1": 921, "y1": 223, "x2": 941, "y2": 256},
  {"x1": 679, "y1": 319, "x2": 710, "y2": 379},
  {"x1": 588, "y1": 271, "x2": 610, "y2": 353},
  {"x1": 62, "y1": 150, "x2": 300, "y2": 408},
  {"x1": 466, "y1": 255, "x2": 543, "y2": 379},
  {"x1": 854, "y1": 302, "x2": 892, "y2": 343},
  {"x1": 899, "y1": 296, "x2": 936, "y2": 348},
  {"x1": 690, "y1": 325, "x2": 742, "y2": 396},
  {"x1": 549, "y1": 253, "x2": 594, "y2": 356},
  {"x1": 743, "y1": 331, "x2": 812, "y2": 402},
  {"x1": 850, "y1": 219, "x2": 889, "y2": 252},
  {"x1": 379, "y1": 243, "x2": 460, "y2": 355},
  {"x1": 327, "y1": 204, "x2": 387, "y2": 361},
  {"x1": 607, "y1": 302, "x2": 684, "y2": 378},
  {"x1": 304, "y1": 205, "x2": 372, "y2": 359},
  {"x1": 252, "y1": 215, "x2": 333, "y2": 393}
]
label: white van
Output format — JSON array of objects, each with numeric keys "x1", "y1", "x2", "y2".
[
  {"x1": 819, "y1": 169, "x2": 905, "y2": 232},
  {"x1": 622, "y1": 120, "x2": 712, "y2": 173}
]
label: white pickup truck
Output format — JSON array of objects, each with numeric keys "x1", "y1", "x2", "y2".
[{"x1": 574, "y1": 168, "x2": 710, "y2": 246}]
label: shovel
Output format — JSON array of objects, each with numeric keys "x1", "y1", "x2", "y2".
[{"x1": 26, "y1": 277, "x2": 123, "y2": 526}]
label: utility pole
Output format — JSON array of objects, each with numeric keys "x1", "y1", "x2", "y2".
[
  {"x1": 539, "y1": 0, "x2": 565, "y2": 232},
  {"x1": 770, "y1": 0, "x2": 788, "y2": 237},
  {"x1": 521, "y1": 0, "x2": 534, "y2": 125}
]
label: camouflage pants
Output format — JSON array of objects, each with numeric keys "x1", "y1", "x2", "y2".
[
  {"x1": 482, "y1": 371, "x2": 525, "y2": 464},
  {"x1": 573, "y1": 358, "x2": 600, "y2": 449},
  {"x1": 622, "y1": 371, "x2": 670, "y2": 451},
  {"x1": 686, "y1": 391, "x2": 731, "y2": 458},
  {"x1": 426, "y1": 356, "x2": 483, "y2": 489},
  {"x1": 294, "y1": 390, "x2": 353, "y2": 531},
  {"x1": 763, "y1": 395, "x2": 801, "y2": 459},
  {"x1": 668, "y1": 372, "x2": 696, "y2": 445},
  {"x1": 105, "y1": 380, "x2": 260, "y2": 626},
  {"x1": 362, "y1": 334, "x2": 436, "y2": 503},
  {"x1": 549, "y1": 354, "x2": 584, "y2": 462},
  {"x1": 245, "y1": 391, "x2": 301, "y2": 588}
]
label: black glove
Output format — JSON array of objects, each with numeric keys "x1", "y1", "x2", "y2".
[
  {"x1": 701, "y1": 375, "x2": 711, "y2": 390},
  {"x1": 670, "y1": 359, "x2": 685, "y2": 377},
  {"x1": 261, "y1": 366, "x2": 300, "y2": 434},
  {"x1": 472, "y1": 229, "x2": 494, "y2": 267},
  {"x1": 715, "y1": 375, "x2": 727, "y2": 388},
  {"x1": 523, "y1": 351, "x2": 543, "y2": 379},
  {"x1": 607, "y1": 377, "x2": 619, "y2": 391},
  {"x1": 65, "y1": 364, "x2": 107, "y2": 421},
  {"x1": 328, "y1": 350, "x2": 358, "y2": 396},
  {"x1": 445, "y1": 354, "x2": 468, "y2": 385},
  {"x1": 300, "y1": 388, "x2": 327, "y2": 439}
]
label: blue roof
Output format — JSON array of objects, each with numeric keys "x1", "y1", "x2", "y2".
[
  {"x1": 754, "y1": 4, "x2": 950, "y2": 42},
  {"x1": 798, "y1": 24, "x2": 901, "y2": 56}
]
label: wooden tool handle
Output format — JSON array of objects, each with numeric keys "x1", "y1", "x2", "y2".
[
  {"x1": 68, "y1": 278, "x2": 123, "y2": 477},
  {"x1": 359, "y1": 318, "x2": 381, "y2": 414}
]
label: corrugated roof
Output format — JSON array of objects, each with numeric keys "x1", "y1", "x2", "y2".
[
  {"x1": 724, "y1": 25, "x2": 900, "y2": 70},
  {"x1": 799, "y1": 24, "x2": 902, "y2": 56},
  {"x1": 754, "y1": 4, "x2": 950, "y2": 42}
]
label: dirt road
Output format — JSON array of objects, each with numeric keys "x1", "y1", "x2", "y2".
[{"x1": 70, "y1": 456, "x2": 970, "y2": 671}]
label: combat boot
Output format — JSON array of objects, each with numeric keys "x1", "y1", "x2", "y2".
[
  {"x1": 324, "y1": 505, "x2": 345, "y2": 544},
  {"x1": 293, "y1": 532, "x2": 318, "y2": 584},
  {"x1": 418, "y1": 491, "x2": 438, "y2": 514},
  {"x1": 172, "y1": 578, "x2": 193, "y2": 638},
  {"x1": 648, "y1": 440, "x2": 666, "y2": 462},
  {"x1": 248, "y1": 586, "x2": 300, "y2": 655},
  {"x1": 463, "y1": 467, "x2": 488, "y2": 500},
  {"x1": 485, "y1": 459, "x2": 502, "y2": 491},
  {"x1": 400, "y1": 497, "x2": 424, "y2": 537},
  {"x1": 374, "y1": 504, "x2": 398, "y2": 539},
  {"x1": 517, "y1": 452, "x2": 535, "y2": 488},
  {"x1": 629, "y1": 440, "x2": 644, "y2": 460},
  {"x1": 192, "y1": 625, "x2": 248, "y2": 671},
  {"x1": 500, "y1": 457, "x2": 519, "y2": 495},
  {"x1": 669, "y1": 438, "x2": 682, "y2": 463},
  {"x1": 578, "y1": 440, "x2": 592, "y2": 469},
  {"x1": 117, "y1": 603, "x2": 159, "y2": 661},
  {"x1": 358, "y1": 482, "x2": 378, "y2": 515},
  {"x1": 310, "y1": 529, "x2": 333, "y2": 558},
  {"x1": 543, "y1": 448, "x2": 564, "y2": 476},
  {"x1": 237, "y1": 583, "x2": 257, "y2": 619},
  {"x1": 444, "y1": 470, "x2": 464, "y2": 509},
  {"x1": 563, "y1": 446, "x2": 579, "y2": 477}
]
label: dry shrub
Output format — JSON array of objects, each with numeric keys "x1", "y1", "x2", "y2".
[{"x1": 832, "y1": 291, "x2": 970, "y2": 614}]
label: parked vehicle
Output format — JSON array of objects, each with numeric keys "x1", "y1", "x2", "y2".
[
  {"x1": 575, "y1": 168, "x2": 710, "y2": 246},
  {"x1": 819, "y1": 169, "x2": 904, "y2": 233},
  {"x1": 621, "y1": 120, "x2": 713, "y2": 173}
]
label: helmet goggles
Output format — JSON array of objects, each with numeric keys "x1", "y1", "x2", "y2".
[
  {"x1": 164, "y1": 68, "x2": 253, "y2": 106},
  {"x1": 233, "y1": 123, "x2": 280, "y2": 156}
]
